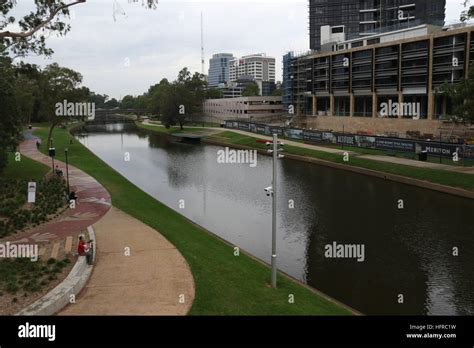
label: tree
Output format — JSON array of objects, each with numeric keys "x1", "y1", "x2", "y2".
[
  {"x1": 13, "y1": 63, "x2": 42, "y2": 124},
  {"x1": 438, "y1": 65, "x2": 474, "y2": 122},
  {"x1": 271, "y1": 88, "x2": 282, "y2": 97},
  {"x1": 121, "y1": 95, "x2": 137, "y2": 109},
  {"x1": 206, "y1": 88, "x2": 223, "y2": 99},
  {"x1": 0, "y1": 57, "x2": 18, "y2": 168},
  {"x1": 89, "y1": 92, "x2": 109, "y2": 109},
  {"x1": 38, "y1": 63, "x2": 89, "y2": 146},
  {"x1": 461, "y1": 1, "x2": 474, "y2": 22},
  {"x1": 147, "y1": 79, "x2": 170, "y2": 116},
  {"x1": 242, "y1": 83, "x2": 260, "y2": 97},
  {"x1": 104, "y1": 98, "x2": 119, "y2": 109},
  {"x1": 0, "y1": 55, "x2": 20, "y2": 173},
  {"x1": 0, "y1": 0, "x2": 159, "y2": 57}
]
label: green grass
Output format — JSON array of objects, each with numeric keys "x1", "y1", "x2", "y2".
[
  {"x1": 3, "y1": 152, "x2": 50, "y2": 181},
  {"x1": 207, "y1": 131, "x2": 474, "y2": 192},
  {"x1": 32, "y1": 127, "x2": 352, "y2": 315}
]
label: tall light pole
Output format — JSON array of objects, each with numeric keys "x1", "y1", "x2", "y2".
[
  {"x1": 65, "y1": 148, "x2": 70, "y2": 195},
  {"x1": 265, "y1": 134, "x2": 284, "y2": 288},
  {"x1": 49, "y1": 139, "x2": 56, "y2": 172}
]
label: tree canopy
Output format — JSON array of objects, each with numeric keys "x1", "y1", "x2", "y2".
[{"x1": 0, "y1": 0, "x2": 159, "y2": 57}]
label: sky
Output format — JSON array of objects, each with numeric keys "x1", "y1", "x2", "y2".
[{"x1": 8, "y1": 0, "x2": 471, "y2": 100}]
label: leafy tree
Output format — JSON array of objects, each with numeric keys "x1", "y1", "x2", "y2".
[
  {"x1": 38, "y1": 63, "x2": 89, "y2": 146},
  {"x1": 89, "y1": 92, "x2": 109, "y2": 109},
  {"x1": 13, "y1": 63, "x2": 42, "y2": 124},
  {"x1": 0, "y1": 55, "x2": 20, "y2": 173},
  {"x1": 146, "y1": 78, "x2": 170, "y2": 116},
  {"x1": 0, "y1": 0, "x2": 159, "y2": 57},
  {"x1": 271, "y1": 88, "x2": 282, "y2": 97},
  {"x1": 121, "y1": 95, "x2": 137, "y2": 109},
  {"x1": 461, "y1": 1, "x2": 474, "y2": 22},
  {"x1": 206, "y1": 88, "x2": 223, "y2": 99},
  {"x1": 147, "y1": 69, "x2": 206, "y2": 129},
  {"x1": 438, "y1": 65, "x2": 474, "y2": 122},
  {"x1": 104, "y1": 98, "x2": 120, "y2": 109},
  {"x1": 242, "y1": 83, "x2": 260, "y2": 97}
]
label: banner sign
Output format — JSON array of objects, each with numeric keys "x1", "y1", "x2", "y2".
[
  {"x1": 223, "y1": 120, "x2": 473, "y2": 159},
  {"x1": 375, "y1": 138, "x2": 415, "y2": 152}
]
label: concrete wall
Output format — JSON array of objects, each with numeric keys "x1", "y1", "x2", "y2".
[{"x1": 300, "y1": 116, "x2": 469, "y2": 136}]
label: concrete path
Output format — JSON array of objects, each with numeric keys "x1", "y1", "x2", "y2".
[
  {"x1": 60, "y1": 207, "x2": 195, "y2": 315},
  {"x1": 359, "y1": 154, "x2": 474, "y2": 174}
]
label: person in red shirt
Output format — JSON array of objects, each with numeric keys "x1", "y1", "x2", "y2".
[
  {"x1": 77, "y1": 236, "x2": 87, "y2": 255},
  {"x1": 77, "y1": 235, "x2": 93, "y2": 264}
]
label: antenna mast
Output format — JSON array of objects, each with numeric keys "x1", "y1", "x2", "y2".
[{"x1": 201, "y1": 12, "x2": 205, "y2": 76}]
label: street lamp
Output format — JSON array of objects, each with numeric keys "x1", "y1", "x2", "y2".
[
  {"x1": 48, "y1": 139, "x2": 56, "y2": 172},
  {"x1": 65, "y1": 148, "x2": 70, "y2": 195},
  {"x1": 264, "y1": 134, "x2": 285, "y2": 289}
]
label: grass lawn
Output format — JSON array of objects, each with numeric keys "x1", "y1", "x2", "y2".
[
  {"x1": 32, "y1": 127, "x2": 352, "y2": 315},
  {"x1": 207, "y1": 131, "x2": 474, "y2": 192},
  {"x1": 3, "y1": 152, "x2": 50, "y2": 181}
]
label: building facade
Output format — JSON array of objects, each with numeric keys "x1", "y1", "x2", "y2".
[
  {"x1": 229, "y1": 54, "x2": 276, "y2": 84},
  {"x1": 309, "y1": 0, "x2": 446, "y2": 51},
  {"x1": 287, "y1": 25, "x2": 474, "y2": 135},
  {"x1": 203, "y1": 96, "x2": 283, "y2": 122},
  {"x1": 208, "y1": 53, "x2": 234, "y2": 88}
]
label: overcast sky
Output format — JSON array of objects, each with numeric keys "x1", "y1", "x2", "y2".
[{"x1": 11, "y1": 0, "x2": 471, "y2": 99}]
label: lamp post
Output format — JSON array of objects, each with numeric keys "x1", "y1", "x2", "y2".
[
  {"x1": 65, "y1": 148, "x2": 70, "y2": 195},
  {"x1": 265, "y1": 134, "x2": 284, "y2": 289},
  {"x1": 439, "y1": 131, "x2": 442, "y2": 164},
  {"x1": 49, "y1": 139, "x2": 56, "y2": 172}
]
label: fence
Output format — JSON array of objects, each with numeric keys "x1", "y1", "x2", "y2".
[{"x1": 224, "y1": 120, "x2": 474, "y2": 161}]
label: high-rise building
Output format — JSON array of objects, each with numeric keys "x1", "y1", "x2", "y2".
[
  {"x1": 229, "y1": 54, "x2": 276, "y2": 83},
  {"x1": 309, "y1": 0, "x2": 446, "y2": 51},
  {"x1": 208, "y1": 53, "x2": 234, "y2": 88}
]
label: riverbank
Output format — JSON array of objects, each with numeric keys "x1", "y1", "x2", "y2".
[
  {"x1": 33, "y1": 126, "x2": 355, "y2": 315},
  {"x1": 136, "y1": 122, "x2": 474, "y2": 196}
]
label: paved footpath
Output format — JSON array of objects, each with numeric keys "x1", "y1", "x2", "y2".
[
  {"x1": 60, "y1": 207, "x2": 194, "y2": 315},
  {"x1": 18, "y1": 130, "x2": 195, "y2": 315}
]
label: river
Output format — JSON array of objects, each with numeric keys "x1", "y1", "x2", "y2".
[{"x1": 76, "y1": 124, "x2": 474, "y2": 315}]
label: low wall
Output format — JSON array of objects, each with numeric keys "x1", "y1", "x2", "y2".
[{"x1": 300, "y1": 116, "x2": 471, "y2": 136}]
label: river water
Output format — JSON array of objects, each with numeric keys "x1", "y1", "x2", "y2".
[{"x1": 76, "y1": 124, "x2": 474, "y2": 315}]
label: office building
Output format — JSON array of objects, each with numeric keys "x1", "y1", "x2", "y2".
[
  {"x1": 203, "y1": 96, "x2": 283, "y2": 122},
  {"x1": 208, "y1": 53, "x2": 234, "y2": 88},
  {"x1": 229, "y1": 54, "x2": 276, "y2": 85}
]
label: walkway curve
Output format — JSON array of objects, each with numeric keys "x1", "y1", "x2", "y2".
[
  {"x1": 16, "y1": 130, "x2": 112, "y2": 243},
  {"x1": 19, "y1": 129, "x2": 195, "y2": 315}
]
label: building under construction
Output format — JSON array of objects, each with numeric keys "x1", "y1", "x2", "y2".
[{"x1": 309, "y1": 0, "x2": 446, "y2": 51}]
